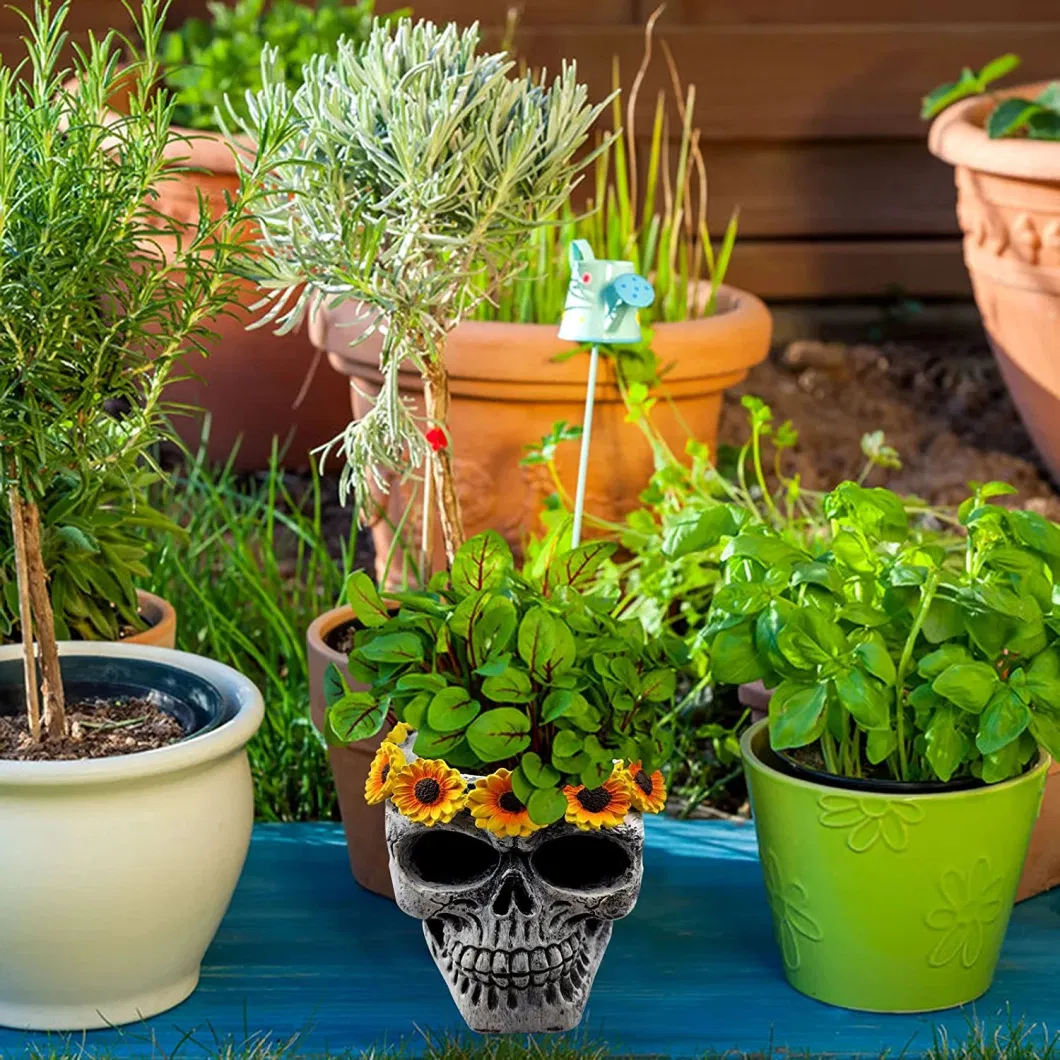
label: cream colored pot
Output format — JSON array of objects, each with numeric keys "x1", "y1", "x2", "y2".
[{"x1": 0, "y1": 642, "x2": 264, "y2": 1031}]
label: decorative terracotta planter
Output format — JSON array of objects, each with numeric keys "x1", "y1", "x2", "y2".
[
  {"x1": 124, "y1": 590, "x2": 178, "y2": 649},
  {"x1": 306, "y1": 605, "x2": 393, "y2": 899},
  {"x1": 929, "y1": 84, "x2": 1060, "y2": 482},
  {"x1": 741, "y1": 680, "x2": 1060, "y2": 903},
  {"x1": 311, "y1": 289, "x2": 772, "y2": 586}
]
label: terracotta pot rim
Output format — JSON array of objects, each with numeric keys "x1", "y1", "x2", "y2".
[
  {"x1": 929, "y1": 81, "x2": 1060, "y2": 182},
  {"x1": 315, "y1": 283, "x2": 772, "y2": 386},
  {"x1": 307, "y1": 604, "x2": 357, "y2": 672},
  {"x1": 122, "y1": 589, "x2": 177, "y2": 646}
]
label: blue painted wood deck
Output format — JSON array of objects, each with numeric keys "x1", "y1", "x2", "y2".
[{"x1": 3, "y1": 818, "x2": 1060, "y2": 1058}]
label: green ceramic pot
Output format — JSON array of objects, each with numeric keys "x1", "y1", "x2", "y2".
[{"x1": 742, "y1": 719, "x2": 1049, "y2": 1013}]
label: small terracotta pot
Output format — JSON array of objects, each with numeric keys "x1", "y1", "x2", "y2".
[
  {"x1": 929, "y1": 85, "x2": 1060, "y2": 482},
  {"x1": 306, "y1": 605, "x2": 394, "y2": 899},
  {"x1": 740, "y1": 679, "x2": 1060, "y2": 902},
  {"x1": 124, "y1": 590, "x2": 178, "y2": 650},
  {"x1": 312, "y1": 288, "x2": 772, "y2": 587},
  {"x1": 75, "y1": 72, "x2": 351, "y2": 473}
]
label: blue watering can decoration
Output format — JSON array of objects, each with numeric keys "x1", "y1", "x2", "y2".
[{"x1": 558, "y1": 240, "x2": 656, "y2": 546}]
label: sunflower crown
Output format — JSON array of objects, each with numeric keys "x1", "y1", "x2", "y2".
[
  {"x1": 324, "y1": 529, "x2": 679, "y2": 830},
  {"x1": 366, "y1": 725, "x2": 668, "y2": 832}
]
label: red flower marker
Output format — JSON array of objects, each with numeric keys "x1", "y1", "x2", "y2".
[{"x1": 425, "y1": 427, "x2": 448, "y2": 452}]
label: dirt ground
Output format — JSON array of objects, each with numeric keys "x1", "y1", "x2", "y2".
[{"x1": 721, "y1": 338, "x2": 1059, "y2": 517}]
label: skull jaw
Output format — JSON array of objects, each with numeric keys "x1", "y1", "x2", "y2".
[{"x1": 424, "y1": 918, "x2": 613, "y2": 1034}]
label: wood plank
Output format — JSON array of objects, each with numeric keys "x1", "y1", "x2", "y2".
[
  {"x1": 1, "y1": 821, "x2": 1058, "y2": 1058},
  {"x1": 628, "y1": 139, "x2": 961, "y2": 238},
  {"x1": 725, "y1": 238, "x2": 971, "y2": 300},
  {"x1": 639, "y1": 0, "x2": 1060, "y2": 22},
  {"x1": 490, "y1": 25, "x2": 1060, "y2": 140}
]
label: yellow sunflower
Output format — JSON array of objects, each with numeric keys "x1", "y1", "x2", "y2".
[
  {"x1": 625, "y1": 760, "x2": 667, "y2": 814},
  {"x1": 383, "y1": 721, "x2": 412, "y2": 746},
  {"x1": 391, "y1": 757, "x2": 467, "y2": 825},
  {"x1": 467, "y1": 768, "x2": 540, "y2": 838},
  {"x1": 364, "y1": 742, "x2": 407, "y2": 805},
  {"x1": 563, "y1": 767, "x2": 632, "y2": 831}
]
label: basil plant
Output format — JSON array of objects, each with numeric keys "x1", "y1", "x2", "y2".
[
  {"x1": 704, "y1": 480, "x2": 1060, "y2": 785},
  {"x1": 324, "y1": 530, "x2": 680, "y2": 826}
]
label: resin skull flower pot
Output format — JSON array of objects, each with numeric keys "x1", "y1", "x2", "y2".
[{"x1": 383, "y1": 743, "x2": 645, "y2": 1034}]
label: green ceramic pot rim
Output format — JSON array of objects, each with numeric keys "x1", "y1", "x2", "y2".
[{"x1": 741, "y1": 718, "x2": 1051, "y2": 803}]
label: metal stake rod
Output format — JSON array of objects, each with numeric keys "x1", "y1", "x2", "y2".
[{"x1": 571, "y1": 344, "x2": 600, "y2": 549}]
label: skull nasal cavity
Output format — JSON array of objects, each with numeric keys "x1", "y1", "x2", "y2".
[
  {"x1": 492, "y1": 874, "x2": 535, "y2": 916},
  {"x1": 414, "y1": 778, "x2": 442, "y2": 804}
]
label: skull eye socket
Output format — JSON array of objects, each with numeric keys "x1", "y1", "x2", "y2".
[
  {"x1": 404, "y1": 829, "x2": 501, "y2": 886},
  {"x1": 531, "y1": 833, "x2": 632, "y2": 891}
]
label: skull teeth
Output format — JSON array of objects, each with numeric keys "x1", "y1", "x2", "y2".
[{"x1": 438, "y1": 939, "x2": 582, "y2": 990}]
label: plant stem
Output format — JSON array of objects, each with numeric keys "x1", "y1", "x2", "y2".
[
  {"x1": 23, "y1": 499, "x2": 65, "y2": 739},
  {"x1": 8, "y1": 487, "x2": 40, "y2": 743},
  {"x1": 893, "y1": 570, "x2": 940, "y2": 782},
  {"x1": 422, "y1": 353, "x2": 465, "y2": 563}
]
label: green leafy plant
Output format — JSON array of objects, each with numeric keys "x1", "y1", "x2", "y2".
[
  {"x1": 922, "y1": 54, "x2": 1060, "y2": 140},
  {"x1": 0, "y1": 461, "x2": 180, "y2": 643},
  {"x1": 324, "y1": 529, "x2": 679, "y2": 825},
  {"x1": 705, "y1": 477, "x2": 1060, "y2": 785},
  {"x1": 238, "y1": 18, "x2": 608, "y2": 569},
  {"x1": 0, "y1": 0, "x2": 293, "y2": 743},
  {"x1": 162, "y1": 0, "x2": 401, "y2": 132}
]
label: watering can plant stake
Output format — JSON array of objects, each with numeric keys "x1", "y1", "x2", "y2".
[{"x1": 559, "y1": 241, "x2": 656, "y2": 545}]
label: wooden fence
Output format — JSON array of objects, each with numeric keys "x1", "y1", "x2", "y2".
[{"x1": 6, "y1": 0, "x2": 1060, "y2": 300}]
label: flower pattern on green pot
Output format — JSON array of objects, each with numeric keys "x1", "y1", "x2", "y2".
[
  {"x1": 817, "y1": 794, "x2": 925, "y2": 854},
  {"x1": 760, "y1": 851, "x2": 823, "y2": 971},
  {"x1": 925, "y1": 858, "x2": 1004, "y2": 969}
]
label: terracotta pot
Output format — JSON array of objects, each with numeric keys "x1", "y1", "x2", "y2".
[
  {"x1": 929, "y1": 84, "x2": 1060, "y2": 482},
  {"x1": 741, "y1": 679, "x2": 1060, "y2": 903},
  {"x1": 306, "y1": 605, "x2": 393, "y2": 899},
  {"x1": 312, "y1": 288, "x2": 772, "y2": 586},
  {"x1": 124, "y1": 590, "x2": 177, "y2": 650},
  {"x1": 76, "y1": 72, "x2": 351, "y2": 473}
]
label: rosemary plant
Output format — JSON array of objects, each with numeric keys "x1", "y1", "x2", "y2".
[
  {"x1": 237, "y1": 18, "x2": 608, "y2": 564},
  {"x1": 0, "y1": 0, "x2": 294, "y2": 743}
]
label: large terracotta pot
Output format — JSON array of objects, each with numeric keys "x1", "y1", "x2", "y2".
[
  {"x1": 306, "y1": 605, "x2": 393, "y2": 900},
  {"x1": 150, "y1": 131, "x2": 352, "y2": 472},
  {"x1": 740, "y1": 679, "x2": 1060, "y2": 903},
  {"x1": 929, "y1": 84, "x2": 1060, "y2": 482},
  {"x1": 312, "y1": 288, "x2": 772, "y2": 586},
  {"x1": 78, "y1": 71, "x2": 351, "y2": 473}
]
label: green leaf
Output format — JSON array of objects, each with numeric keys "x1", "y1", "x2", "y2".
[
  {"x1": 553, "y1": 729, "x2": 584, "y2": 758},
  {"x1": 466, "y1": 708, "x2": 532, "y2": 762},
  {"x1": 723, "y1": 532, "x2": 805, "y2": 568},
  {"x1": 541, "y1": 688, "x2": 574, "y2": 723},
  {"x1": 932, "y1": 662, "x2": 999, "y2": 714},
  {"x1": 1008, "y1": 509, "x2": 1060, "y2": 557},
  {"x1": 451, "y1": 531, "x2": 512, "y2": 596},
  {"x1": 356, "y1": 632, "x2": 424, "y2": 665},
  {"x1": 472, "y1": 595, "x2": 517, "y2": 662},
  {"x1": 546, "y1": 541, "x2": 616, "y2": 591},
  {"x1": 481, "y1": 667, "x2": 534, "y2": 704},
  {"x1": 475, "y1": 654, "x2": 511, "y2": 677},
  {"x1": 977, "y1": 687, "x2": 1032, "y2": 754},
  {"x1": 769, "y1": 681, "x2": 828, "y2": 751},
  {"x1": 711, "y1": 621, "x2": 765, "y2": 684},
  {"x1": 323, "y1": 662, "x2": 349, "y2": 707},
  {"x1": 1030, "y1": 710, "x2": 1060, "y2": 762},
  {"x1": 510, "y1": 766, "x2": 535, "y2": 805},
  {"x1": 980, "y1": 53, "x2": 1022, "y2": 85},
  {"x1": 824, "y1": 482, "x2": 909, "y2": 541},
  {"x1": 833, "y1": 668, "x2": 890, "y2": 731},
  {"x1": 527, "y1": 786, "x2": 568, "y2": 827},
  {"x1": 427, "y1": 687, "x2": 481, "y2": 732},
  {"x1": 396, "y1": 672, "x2": 446, "y2": 693},
  {"x1": 325, "y1": 692, "x2": 386, "y2": 744},
  {"x1": 830, "y1": 531, "x2": 877, "y2": 574},
  {"x1": 924, "y1": 706, "x2": 970, "y2": 782},
  {"x1": 640, "y1": 668, "x2": 676, "y2": 703},
  {"x1": 854, "y1": 640, "x2": 897, "y2": 685},
  {"x1": 413, "y1": 725, "x2": 469, "y2": 760},
  {"x1": 582, "y1": 734, "x2": 611, "y2": 762},
  {"x1": 921, "y1": 598, "x2": 965, "y2": 644},
  {"x1": 521, "y1": 751, "x2": 561, "y2": 788},
  {"x1": 918, "y1": 644, "x2": 974, "y2": 679},
  {"x1": 402, "y1": 692, "x2": 430, "y2": 730},
  {"x1": 580, "y1": 759, "x2": 613, "y2": 788},
  {"x1": 56, "y1": 524, "x2": 99, "y2": 553},
  {"x1": 987, "y1": 98, "x2": 1043, "y2": 139},
  {"x1": 518, "y1": 606, "x2": 557, "y2": 674},
  {"x1": 344, "y1": 570, "x2": 389, "y2": 628},
  {"x1": 866, "y1": 728, "x2": 897, "y2": 765},
  {"x1": 662, "y1": 505, "x2": 740, "y2": 558}
]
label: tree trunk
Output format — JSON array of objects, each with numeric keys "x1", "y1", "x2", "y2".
[
  {"x1": 8, "y1": 488, "x2": 41, "y2": 742},
  {"x1": 422, "y1": 356, "x2": 465, "y2": 564},
  {"x1": 22, "y1": 500, "x2": 66, "y2": 739}
]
